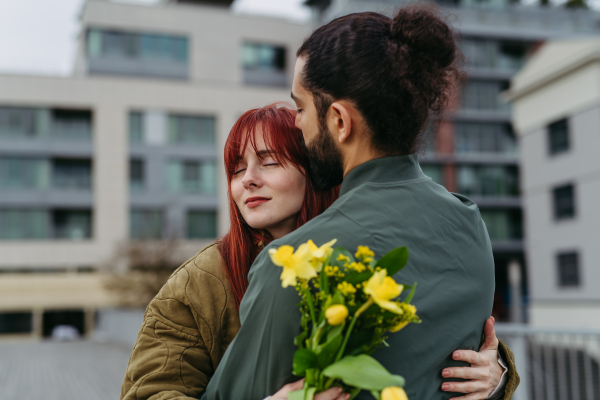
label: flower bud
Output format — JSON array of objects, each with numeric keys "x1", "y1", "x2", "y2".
[
  {"x1": 381, "y1": 386, "x2": 408, "y2": 400},
  {"x1": 325, "y1": 304, "x2": 348, "y2": 326}
]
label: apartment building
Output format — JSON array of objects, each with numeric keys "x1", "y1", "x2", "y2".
[
  {"x1": 306, "y1": 0, "x2": 600, "y2": 322},
  {"x1": 507, "y1": 39, "x2": 600, "y2": 329},
  {"x1": 0, "y1": 0, "x2": 311, "y2": 339}
]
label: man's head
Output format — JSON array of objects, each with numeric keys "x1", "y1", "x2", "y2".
[{"x1": 291, "y1": 4, "x2": 463, "y2": 190}]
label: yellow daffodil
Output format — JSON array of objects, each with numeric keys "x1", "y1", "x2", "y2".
[
  {"x1": 307, "y1": 239, "x2": 337, "y2": 271},
  {"x1": 355, "y1": 245, "x2": 375, "y2": 259},
  {"x1": 325, "y1": 304, "x2": 348, "y2": 326},
  {"x1": 269, "y1": 243, "x2": 317, "y2": 288},
  {"x1": 381, "y1": 386, "x2": 408, "y2": 400},
  {"x1": 389, "y1": 304, "x2": 418, "y2": 332},
  {"x1": 363, "y1": 269, "x2": 404, "y2": 314},
  {"x1": 389, "y1": 321, "x2": 409, "y2": 333}
]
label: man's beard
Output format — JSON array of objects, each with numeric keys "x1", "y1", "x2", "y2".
[{"x1": 305, "y1": 121, "x2": 344, "y2": 191}]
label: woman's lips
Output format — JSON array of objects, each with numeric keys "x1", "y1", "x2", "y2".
[{"x1": 245, "y1": 197, "x2": 270, "y2": 208}]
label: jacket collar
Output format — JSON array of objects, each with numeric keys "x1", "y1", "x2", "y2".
[{"x1": 339, "y1": 155, "x2": 425, "y2": 197}]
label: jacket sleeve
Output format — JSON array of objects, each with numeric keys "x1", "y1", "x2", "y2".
[
  {"x1": 498, "y1": 339, "x2": 520, "y2": 400},
  {"x1": 120, "y1": 264, "x2": 217, "y2": 400}
]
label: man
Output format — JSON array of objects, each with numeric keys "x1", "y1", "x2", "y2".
[{"x1": 204, "y1": 6, "x2": 518, "y2": 400}]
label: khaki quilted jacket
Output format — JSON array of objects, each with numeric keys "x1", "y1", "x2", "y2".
[{"x1": 120, "y1": 243, "x2": 519, "y2": 400}]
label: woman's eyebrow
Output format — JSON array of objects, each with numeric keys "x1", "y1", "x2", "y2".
[{"x1": 256, "y1": 150, "x2": 275, "y2": 158}]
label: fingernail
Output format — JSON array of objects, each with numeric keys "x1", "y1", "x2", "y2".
[
  {"x1": 344, "y1": 395, "x2": 350, "y2": 400},
  {"x1": 442, "y1": 369, "x2": 450, "y2": 377},
  {"x1": 442, "y1": 383, "x2": 450, "y2": 391},
  {"x1": 336, "y1": 387, "x2": 343, "y2": 393},
  {"x1": 453, "y1": 351, "x2": 460, "y2": 359}
]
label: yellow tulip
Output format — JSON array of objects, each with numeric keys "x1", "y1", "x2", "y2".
[
  {"x1": 325, "y1": 304, "x2": 348, "y2": 326},
  {"x1": 363, "y1": 270, "x2": 404, "y2": 314},
  {"x1": 269, "y1": 243, "x2": 317, "y2": 288},
  {"x1": 381, "y1": 386, "x2": 408, "y2": 400}
]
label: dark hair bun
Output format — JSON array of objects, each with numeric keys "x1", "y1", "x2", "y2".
[{"x1": 390, "y1": 6, "x2": 456, "y2": 68}]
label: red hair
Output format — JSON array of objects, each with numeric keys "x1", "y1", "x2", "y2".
[{"x1": 219, "y1": 103, "x2": 339, "y2": 307}]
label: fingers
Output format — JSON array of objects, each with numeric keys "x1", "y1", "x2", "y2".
[
  {"x1": 442, "y1": 366, "x2": 488, "y2": 381},
  {"x1": 286, "y1": 379, "x2": 305, "y2": 392},
  {"x1": 442, "y1": 380, "x2": 487, "y2": 395},
  {"x1": 314, "y1": 387, "x2": 350, "y2": 400},
  {"x1": 452, "y1": 349, "x2": 488, "y2": 366},
  {"x1": 271, "y1": 379, "x2": 305, "y2": 399},
  {"x1": 481, "y1": 316, "x2": 499, "y2": 351}
]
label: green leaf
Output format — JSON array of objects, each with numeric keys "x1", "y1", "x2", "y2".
[
  {"x1": 349, "y1": 387, "x2": 362, "y2": 400},
  {"x1": 370, "y1": 390, "x2": 381, "y2": 400},
  {"x1": 376, "y1": 247, "x2": 408, "y2": 277},
  {"x1": 327, "y1": 323, "x2": 345, "y2": 342},
  {"x1": 330, "y1": 290, "x2": 345, "y2": 306},
  {"x1": 315, "y1": 333, "x2": 343, "y2": 369},
  {"x1": 289, "y1": 385, "x2": 316, "y2": 400},
  {"x1": 294, "y1": 331, "x2": 308, "y2": 347},
  {"x1": 293, "y1": 348, "x2": 318, "y2": 376},
  {"x1": 322, "y1": 355, "x2": 405, "y2": 391},
  {"x1": 343, "y1": 270, "x2": 373, "y2": 285},
  {"x1": 403, "y1": 282, "x2": 417, "y2": 304}
]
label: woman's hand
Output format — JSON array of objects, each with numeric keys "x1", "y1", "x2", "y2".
[
  {"x1": 441, "y1": 317, "x2": 504, "y2": 400},
  {"x1": 271, "y1": 379, "x2": 350, "y2": 400}
]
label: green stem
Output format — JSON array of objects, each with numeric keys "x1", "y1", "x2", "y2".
[
  {"x1": 333, "y1": 297, "x2": 374, "y2": 363},
  {"x1": 305, "y1": 284, "x2": 318, "y2": 335}
]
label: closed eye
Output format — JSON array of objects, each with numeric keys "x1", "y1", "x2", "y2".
[{"x1": 233, "y1": 168, "x2": 246, "y2": 175}]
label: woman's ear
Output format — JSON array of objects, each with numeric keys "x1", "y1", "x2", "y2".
[{"x1": 329, "y1": 101, "x2": 353, "y2": 144}]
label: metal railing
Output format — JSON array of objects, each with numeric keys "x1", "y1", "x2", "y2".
[{"x1": 496, "y1": 324, "x2": 600, "y2": 400}]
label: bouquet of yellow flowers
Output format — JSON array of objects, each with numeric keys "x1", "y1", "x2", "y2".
[{"x1": 268, "y1": 240, "x2": 421, "y2": 400}]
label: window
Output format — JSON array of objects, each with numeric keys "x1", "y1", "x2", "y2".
[
  {"x1": 130, "y1": 209, "x2": 163, "y2": 239},
  {"x1": 52, "y1": 209, "x2": 92, "y2": 239},
  {"x1": 241, "y1": 42, "x2": 287, "y2": 87},
  {"x1": 548, "y1": 119, "x2": 569, "y2": 155},
  {"x1": 553, "y1": 184, "x2": 575, "y2": 220},
  {"x1": 187, "y1": 210, "x2": 217, "y2": 239},
  {"x1": 457, "y1": 166, "x2": 519, "y2": 197},
  {"x1": 454, "y1": 123, "x2": 517, "y2": 155},
  {"x1": 129, "y1": 112, "x2": 144, "y2": 143},
  {"x1": 51, "y1": 158, "x2": 92, "y2": 190},
  {"x1": 130, "y1": 159, "x2": 144, "y2": 191},
  {"x1": 0, "y1": 157, "x2": 49, "y2": 190},
  {"x1": 0, "y1": 107, "x2": 38, "y2": 138},
  {"x1": 87, "y1": 29, "x2": 188, "y2": 62},
  {"x1": 461, "y1": 80, "x2": 509, "y2": 112},
  {"x1": 0, "y1": 209, "x2": 50, "y2": 239},
  {"x1": 0, "y1": 312, "x2": 32, "y2": 334},
  {"x1": 50, "y1": 109, "x2": 92, "y2": 141},
  {"x1": 557, "y1": 252, "x2": 580, "y2": 287},
  {"x1": 480, "y1": 209, "x2": 522, "y2": 241},
  {"x1": 461, "y1": 38, "x2": 528, "y2": 72},
  {"x1": 168, "y1": 114, "x2": 215, "y2": 145},
  {"x1": 421, "y1": 165, "x2": 443, "y2": 185},
  {"x1": 166, "y1": 159, "x2": 217, "y2": 194}
]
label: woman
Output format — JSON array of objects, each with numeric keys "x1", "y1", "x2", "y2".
[{"x1": 120, "y1": 104, "x2": 506, "y2": 400}]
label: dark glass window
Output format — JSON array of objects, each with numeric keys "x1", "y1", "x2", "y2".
[
  {"x1": 241, "y1": 42, "x2": 287, "y2": 86},
  {"x1": 130, "y1": 209, "x2": 163, "y2": 239},
  {"x1": 50, "y1": 109, "x2": 92, "y2": 140},
  {"x1": 0, "y1": 209, "x2": 50, "y2": 239},
  {"x1": 129, "y1": 112, "x2": 144, "y2": 143},
  {"x1": 0, "y1": 157, "x2": 48, "y2": 190},
  {"x1": 168, "y1": 114, "x2": 215, "y2": 145},
  {"x1": 557, "y1": 252, "x2": 580, "y2": 287},
  {"x1": 42, "y1": 310, "x2": 85, "y2": 338},
  {"x1": 461, "y1": 80, "x2": 509, "y2": 112},
  {"x1": 130, "y1": 159, "x2": 144, "y2": 191},
  {"x1": 553, "y1": 184, "x2": 575, "y2": 220},
  {"x1": 0, "y1": 312, "x2": 33, "y2": 334},
  {"x1": 480, "y1": 209, "x2": 523, "y2": 241},
  {"x1": 457, "y1": 165, "x2": 519, "y2": 197},
  {"x1": 0, "y1": 107, "x2": 38, "y2": 138},
  {"x1": 454, "y1": 123, "x2": 517, "y2": 155},
  {"x1": 187, "y1": 210, "x2": 217, "y2": 239},
  {"x1": 548, "y1": 119, "x2": 569, "y2": 155},
  {"x1": 51, "y1": 158, "x2": 92, "y2": 190},
  {"x1": 52, "y1": 209, "x2": 92, "y2": 239}
]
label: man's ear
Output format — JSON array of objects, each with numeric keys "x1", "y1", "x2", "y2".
[{"x1": 329, "y1": 101, "x2": 353, "y2": 144}]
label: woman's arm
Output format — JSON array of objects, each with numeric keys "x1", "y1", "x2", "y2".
[{"x1": 120, "y1": 245, "x2": 238, "y2": 400}]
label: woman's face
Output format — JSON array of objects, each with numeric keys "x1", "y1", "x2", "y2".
[{"x1": 230, "y1": 129, "x2": 307, "y2": 240}]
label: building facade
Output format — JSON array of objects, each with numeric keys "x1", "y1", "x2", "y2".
[
  {"x1": 508, "y1": 39, "x2": 600, "y2": 329},
  {"x1": 307, "y1": 0, "x2": 600, "y2": 322},
  {"x1": 0, "y1": 0, "x2": 311, "y2": 339}
]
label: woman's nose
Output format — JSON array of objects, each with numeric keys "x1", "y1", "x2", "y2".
[{"x1": 241, "y1": 166, "x2": 262, "y2": 189}]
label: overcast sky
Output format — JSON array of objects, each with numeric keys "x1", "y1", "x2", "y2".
[{"x1": 0, "y1": 0, "x2": 311, "y2": 76}]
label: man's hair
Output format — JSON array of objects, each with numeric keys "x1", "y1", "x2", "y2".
[{"x1": 297, "y1": 4, "x2": 464, "y2": 155}]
